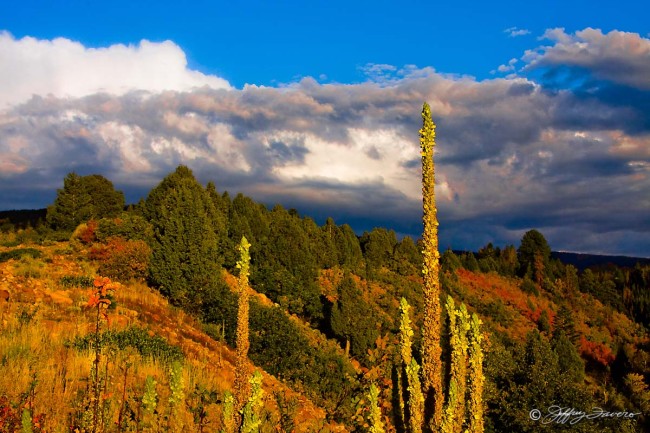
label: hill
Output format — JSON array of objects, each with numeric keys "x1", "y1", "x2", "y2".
[
  {"x1": 0, "y1": 242, "x2": 344, "y2": 432},
  {"x1": 552, "y1": 251, "x2": 650, "y2": 270}
]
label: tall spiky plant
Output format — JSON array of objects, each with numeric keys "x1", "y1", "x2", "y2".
[
  {"x1": 234, "y1": 236, "x2": 252, "y2": 418},
  {"x1": 441, "y1": 297, "x2": 470, "y2": 433},
  {"x1": 221, "y1": 392, "x2": 235, "y2": 433},
  {"x1": 240, "y1": 371, "x2": 264, "y2": 433},
  {"x1": 419, "y1": 102, "x2": 444, "y2": 427},
  {"x1": 399, "y1": 298, "x2": 424, "y2": 433},
  {"x1": 467, "y1": 314, "x2": 485, "y2": 433},
  {"x1": 368, "y1": 383, "x2": 386, "y2": 433}
]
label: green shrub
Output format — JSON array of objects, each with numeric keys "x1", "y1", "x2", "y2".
[
  {"x1": 70, "y1": 327, "x2": 184, "y2": 363},
  {"x1": 59, "y1": 275, "x2": 95, "y2": 288},
  {"x1": 96, "y1": 214, "x2": 154, "y2": 243},
  {"x1": 0, "y1": 248, "x2": 42, "y2": 263},
  {"x1": 520, "y1": 277, "x2": 539, "y2": 296}
]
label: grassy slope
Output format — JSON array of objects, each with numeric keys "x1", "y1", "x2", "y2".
[{"x1": 0, "y1": 242, "x2": 343, "y2": 433}]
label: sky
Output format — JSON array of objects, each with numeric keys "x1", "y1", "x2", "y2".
[{"x1": 0, "y1": 0, "x2": 649, "y2": 257}]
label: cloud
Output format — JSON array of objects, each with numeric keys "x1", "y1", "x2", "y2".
[
  {"x1": 0, "y1": 30, "x2": 649, "y2": 257},
  {"x1": 504, "y1": 27, "x2": 531, "y2": 37},
  {"x1": 497, "y1": 58, "x2": 519, "y2": 73},
  {"x1": 0, "y1": 32, "x2": 231, "y2": 108},
  {"x1": 524, "y1": 28, "x2": 650, "y2": 90}
]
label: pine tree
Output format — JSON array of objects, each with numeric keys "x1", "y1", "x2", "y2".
[
  {"x1": 47, "y1": 172, "x2": 125, "y2": 231},
  {"x1": 330, "y1": 273, "x2": 378, "y2": 359},
  {"x1": 419, "y1": 102, "x2": 444, "y2": 427},
  {"x1": 46, "y1": 172, "x2": 92, "y2": 231},
  {"x1": 145, "y1": 165, "x2": 223, "y2": 311}
]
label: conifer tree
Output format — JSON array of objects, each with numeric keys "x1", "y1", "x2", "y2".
[
  {"x1": 234, "y1": 237, "x2": 252, "y2": 418},
  {"x1": 46, "y1": 172, "x2": 92, "y2": 231},
  {"x1": 47, "y1": 172, "x2": 125, "y2": 231},
  {"x1": 145, "y1": 166, "x2": 223, "y2": 311},
  {"x1": 419, "y1": 102, "x2": 444, "y2": 427}
]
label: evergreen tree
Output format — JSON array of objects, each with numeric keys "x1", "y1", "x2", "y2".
[
  {"x1": 254, "y1": 205, "x2": 321, "y2": 321},
  {"x1": 552, "y1": 331, "x2": 585, "y2": 383},
  {"x1": 330, "y1": 273, "x2": 378, "y2": 360},
  {"x1": 81, "y1": 174, "x2": 125, "y2": 218},
  {"x1": 393, "y1": 236, "x2": 422, "y2": 276},
  {"x1": 361, "y1": 227, "x2": 398, "y2": 273},
  {"x1": 517, "y1": 230, "x2": 551, "y2": 279},
  {"x1": 145, "y1": 165, "x2": 223, "y2": 311},
  {"x1": 333, "y1": 223, "x2": 364, "y2": 272},
  {"x1": 47, "y1": 172, "x2": 92, "y2": 231},
  {"x1": 47, "y1": 172, "x2": 125, "y2": 232},
  {"x1": 205, "y1": 182, "x2": 232, "y2": 265}
]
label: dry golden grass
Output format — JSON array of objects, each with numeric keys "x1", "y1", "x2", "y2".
[{"x1": 0, "y1": 242, "x2": 342, "y2": 433}]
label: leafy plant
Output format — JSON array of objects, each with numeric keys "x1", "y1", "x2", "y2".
[
  {"x1": 0, "y1": 248, "x2": 42, "y2": 263},
  {"x1": 70, "y1": 326, "x2": 184, "y2": 364}
]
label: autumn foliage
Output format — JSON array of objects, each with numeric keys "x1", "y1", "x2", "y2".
[{"x1": 89, "y1": 237, "x2": 151, "y2": 282}]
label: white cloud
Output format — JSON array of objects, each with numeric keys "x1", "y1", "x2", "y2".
[
  {"x1": 0, "y1": 32, "x2": 231, "y2": 108},
  {"x1": 0, "y1": 29, "x2": 648, "y2": 256},
  {"x1": 524, "y1": 28, "x2": 650, "y2": 89},
  {"x1": 504, "y1": 27, "x2": 531, "y2": 37}
]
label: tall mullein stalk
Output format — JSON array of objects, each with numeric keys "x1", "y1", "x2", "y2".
[
  {"x1": 368, "y1": 383, "x2": 385, "y2": 433},
  {"x1": 419, "y1": 102, "x2": 444, "y2": 429},
  {"x1": 467, "y1": 314, "x2": 485, "y2": 433},
  {"x1": 234, "y1": 237, "x2": 252, "y2": 421},
  {"x1": 168, "y1": 361, "x2": 185, "y2": 433},
  {"x1": 441, "y1": 296, "x2": 470, "y2": 433},
  {"x1": 141, "y1": 376, "x2": 158, "y2": 433},
  {"x1": 240, "y1": 371, "x2": 264, "y2": 433},
  {"x1": 221, "y1": 392, "x2": 235, "y2": 433},
  {"x1": 399, "y1": 298, "x2": 424, "y2": 433}
]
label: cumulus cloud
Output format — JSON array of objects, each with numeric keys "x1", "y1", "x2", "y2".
[
  {"x1": 0, "y1": 30, "x2": 649, "y2": 257},
  {"x1": 523, "y1": 27, "x2": 650, "y2": 89},
  {"x1": 0, "y1": 32, "x2": 231, "y2": 108}
]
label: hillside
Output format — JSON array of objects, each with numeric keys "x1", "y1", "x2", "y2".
[
  {"x1": 0, "y1": 242, "x2": 343, "y2": 433},
  {"x1": 1, "y1": 164, "x2": 650, "y2": 432}
]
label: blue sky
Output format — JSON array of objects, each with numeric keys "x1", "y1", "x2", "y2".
[
  {"x1": 0, "y1": 1, "x2": 649, "y2": 257},
  {"x1": 3, "y1": 0, "x2": 647, "y2": 87}
]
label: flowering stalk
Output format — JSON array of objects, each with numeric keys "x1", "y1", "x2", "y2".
[{"x1": 419, "y1": 102, "x2": 444, "y2": 428}]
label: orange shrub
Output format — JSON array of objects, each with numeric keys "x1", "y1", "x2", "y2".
[
  {"x1": 578, "y1": 336, "x2": 615, "y2": 367},
  {"x1": 77, "y1": 219, "x2": 98, "y2": 244},
  {"x1": 89, "y1": 237, "x2": 151, "y2": 282}
]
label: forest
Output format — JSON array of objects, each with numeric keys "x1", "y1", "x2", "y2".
[{"x1": 0, "y1": 104, "x2": 649, "y2": 432}]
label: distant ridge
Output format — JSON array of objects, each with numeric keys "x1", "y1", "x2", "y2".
[
  {"x1": 0, "y1": 208, "x2": 47, "y2": 228},
  {"x1": 551, "y1": 251, "x2": 650, "y2": 271}
]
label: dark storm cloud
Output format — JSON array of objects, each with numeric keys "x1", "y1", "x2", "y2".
[{"x1": 0, "y1": 28, "x2": 649, "y2": 256}]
